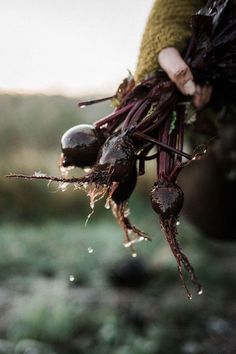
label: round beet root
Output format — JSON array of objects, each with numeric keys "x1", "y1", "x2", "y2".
[
  {"x1": 150, "y1": 181, "x2": 184, "y2": 219},
  {"x1": 61, "y1": 124, "x2": 105, "y2": 168},
  {"x1": 97, "y1": 132, "x2": 136, "y2": 181}
]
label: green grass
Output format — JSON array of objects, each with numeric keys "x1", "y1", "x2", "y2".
[
  {"x1": 0, "y1": 215, "x2": 155, "y2": 282},
  {"x1": 0, "y1": 219, "x2": 121, "y2": 281},
  {"x1": 0, "y1": 219, "x2": 235, "y2": 354}
]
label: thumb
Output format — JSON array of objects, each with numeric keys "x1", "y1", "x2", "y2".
[{"x1": 158, "y1": 47, "x2": 196, "y2": 95}]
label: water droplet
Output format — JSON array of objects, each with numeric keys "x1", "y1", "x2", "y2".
[
  {"x1": 105, "y1": 199, "x2": 110, "y2": 209},
  {"x1": 69, "y1": 274, "x2": 75, "y2": 282},
  {"x1": 137, "y1": 236, "x2": 145, "y2": 242},
  {"x1": 60, "y1": 165, "x2": 74, "y2": 178},
  {"x1": 80, "y1": 104, "x2": 86, "y2": 108},
  {"x1": 132, "y1": 252, "x2": 137, "y2": 258},
  {"x1": 33, "y1": 171, "x2": 47, "y2": 177},
  {"x1": 176, "y1": 221, "x2": 180, "y2": 226},
  {"x1": 198, "y1": 288, "x2": 203, "y2": 296},
  {"x1": 85, "y1": 209, "x2": 94, "y2": 227},
  {"x1": 193, "y1": 144, "x2": 207, "y2": 161},
  {"x1": 83, "y1": 167, "x2": 91, "y2": 173},
  {"x1": 88, "y1": 247, "x2": 94, "y2": 254},
  {"x1": 188, "y1": 294, "x2": 193, "y2": 300}
]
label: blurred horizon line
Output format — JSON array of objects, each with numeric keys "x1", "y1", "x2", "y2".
[{"x1": 0, "y1": 87, "x2": 115, "y2": 99}]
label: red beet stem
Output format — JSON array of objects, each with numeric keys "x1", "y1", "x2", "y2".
[
  {"x1": 124, "y1": 99, "x2": 152, "y2": 128},
  {"x1": 95, "y1": 103, "x2": 134, "y2": 128},
  {"x1": 134, "y1": 132, "x2": 192, "y2": 160},
  {"x1": 122, "y1": 100, "x2": 145, "y2": 129},
  {"x1": 78, "y1": 95, "x2": 115, "y2": 107}
]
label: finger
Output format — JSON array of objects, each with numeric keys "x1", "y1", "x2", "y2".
[
  {"x1": 182, "y1": 80, "x2": 196, "y2": 96},
  {"x1": 163, "y1": 58, "x2": 194, "y2": 94},
  {"x1": 158, "y1": 48, "x2": 195, "y2": 95}
]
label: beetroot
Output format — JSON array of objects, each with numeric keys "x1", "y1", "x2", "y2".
[
  {"x1": 97, "y1": 131, "x2": 136, "y2": 181},
  {"x1": 60, "y1": 124, "x2": 105, "y2": 168},
  {"x1": 150, "y1": 181, "x2": 184, "y2": 219},
  {"x1": 151, "y1": 181, "x2": 202, "y2": 299}
]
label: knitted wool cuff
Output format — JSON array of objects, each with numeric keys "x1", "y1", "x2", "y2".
[{"x1": 135, "y1": 0, "x2": 203, "y2": 82}]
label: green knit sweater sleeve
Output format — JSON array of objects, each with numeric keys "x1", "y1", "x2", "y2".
[{"x1": 135, "y1": 0, "x2": 203, "y2": 82}]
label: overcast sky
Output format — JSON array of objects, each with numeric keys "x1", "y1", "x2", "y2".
[{"x1": 0, "y1": 0, "x2": 153, "y2": 96}]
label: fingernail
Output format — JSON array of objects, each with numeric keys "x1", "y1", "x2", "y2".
[{"x1": 183, "y1": 80, "x2": 196, "y2": 95}]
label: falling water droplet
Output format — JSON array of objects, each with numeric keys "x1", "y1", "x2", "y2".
[
  {"x1": 192, "y1": 144, "x2": 207, "y2": 161},
  {"x1": 198, "y1": 288, "x2": 203, "y2": 296},
  {"x1": 80, "y1": 104, "x2": 86, "y2": 109},
  {"x1": 132, "y1": 252, "x2": 137, "y2": 258},
  {"x1": 188, "y1": 294, "x2": 193, "y2": 300},
  {"x1": 137, "y1": 236, "x2": 145, "y2": 243},
  {"x1": 88, "y1": 247, "x2": 94, "y2": 254},
  {"x1": 69, "y1": 274, "x2": 75, "y2": 282},
  {"x1": 85, "y1": 209, "x2": 94, "y2": 227},
  {"x1": 176, "y1": 221, "x2": 180, "y2": 226},
  {"x1": 105, "y1": 199, "x2": 110, "y2": 209}
]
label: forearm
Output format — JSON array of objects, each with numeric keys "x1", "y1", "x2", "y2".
[{"x1": 135, "y1": 0, "x2": 203, "y2": 82}]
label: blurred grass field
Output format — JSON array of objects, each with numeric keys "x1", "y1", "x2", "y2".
[
  {"x1": 0, "y1": 219, "x2": 235, "y2": 354},
  {"x1": 0, "y1": 94, "x2": 236, "y2": 354}
]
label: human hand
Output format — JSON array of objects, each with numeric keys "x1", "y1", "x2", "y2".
[{"x1": 158, "y1": 47, "x2": 212, "y2": 109}]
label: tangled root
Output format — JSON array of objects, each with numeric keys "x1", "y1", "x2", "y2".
[
  {"x1": 110, "y1": 201, "x2": 151, "y2": 257},
  {"x1": 160, "y1": 217, "x2": 202, "y2": 299}
]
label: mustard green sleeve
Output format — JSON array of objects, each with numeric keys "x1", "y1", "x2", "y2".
[{"x1": 135, "y1": 0, "x2": 203, "y2": 82}]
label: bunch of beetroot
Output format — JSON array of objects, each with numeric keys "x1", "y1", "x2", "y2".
[{"x1": 8, "y1": 0, "x2": 236, "y2": 298}]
